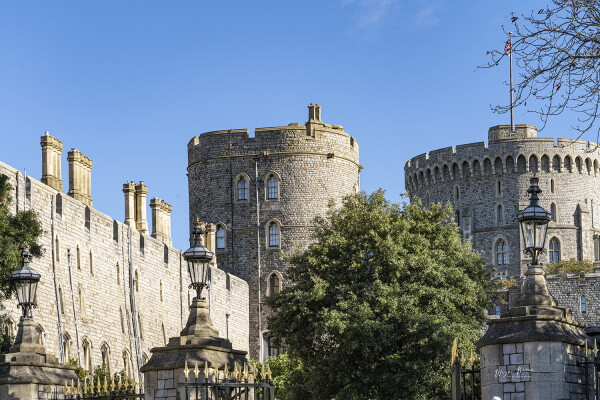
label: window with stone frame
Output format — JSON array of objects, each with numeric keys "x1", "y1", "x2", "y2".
[
  {"x1": 550, "y1": 203, "x2": 557, "y2": 222},
  {"x1": 549, "y1": 237, "x2": 560, "y2": 263},
  {"x1": 216, "y1": 225, "x2": 225, "y2": 249},
  {"x1": 268, "y1": 222, "x2": 280, "y2": 248},
  {"x1": 455, "y1": 210, "x2": 460, "y2": 226},
  {"x1": 267, "y1": 175, "x2": 279, "y2": 200},
  {"x1": 496, "y1": 239, "x2": 507, "y2": 265},
  {"x1": 594, "y1": 235, "x2": 600, "y2": 262},
  {"x1": 269, "y1": 273, "x2": 281, "y2": 295},
  {"x1": 497, "y1": 205, "x2": 503, "y2": 225},
  {"x1": 101, "y1": 343, "x2": 110, "y2": 372},
  {"x1": 581, "y1": 295, "x2": 587, "y2": 313},
  {"x1": 237, "y1": 176, "x2": 248, "y2": 201},
  {"x1": 82, "y1": 339, "x2": 92, "y2": 372}
]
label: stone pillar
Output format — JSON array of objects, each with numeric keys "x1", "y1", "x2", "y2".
[
  {"x1": 477, "y1": 259, "x2": 589, "y2": 399},
  {"x1": 135, "y1": 182, "x2": 149, "y2": 235},
  {"x1": 205, "y1": 224, "x2": 216, "y2": 266},
  {"x1": 140, "y1": 298, "x2": 248, "y2": 400},
  {"x1": 67, "y1": 149, "x2": 93, "y2": 206},
  {"x1": 40, "y1": 132, "x2": 64, "y2": 192},
  {"x1": 0, "y1": 317, "x2": 78, "y2": 399},
  {"x1": 123, "y1": 182, "x2": 137, "y2": 228}
]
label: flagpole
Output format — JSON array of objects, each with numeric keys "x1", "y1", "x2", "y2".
[{"x1": 509, "y1": 32, "x2": 514, "y2": 133}]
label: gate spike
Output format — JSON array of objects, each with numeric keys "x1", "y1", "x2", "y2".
[
  {"x1": 451, "y1": 338, "x2": 457, "y2": 366},
  {"x1": 204, "y1": 361, "x2": 209, "y2": 379},
  {"x1": 77, "y1": 379, "x2": 81, "y2": 395},
  {"x1": 63, "y1": 380, "x2": 68, "y2": 395},
  {"x1": 70, "y1": 379, "x2": 74, "y2": 395},
  {"x1": 183, "y1": 360, "x2": 190, "y2": 380},
  {"x1": 267, "y1": 363, "x2": 272, "y2": 380},
  {"x1": 224, "y1": 362, "x2": 228, "y2": 380},
  {"x1": 243, "y1": 363, "x2": 249, "y2": 380},
  {"x1": 595, "y1": 339, "x2": 599, "y2": 357},
  {"x1": 233, "y1": 362, "x2": 240, "y2": 382},
  {"x1": 103, "y1": 376, "x2": 108, "y2": 393},
  {"x1": 470, "y1": 348, "x2": 475, "y2": 366},
  {"x1": 194, "y1": 361, "x2": 199, "y2": 379},
  {"x1": 260, "y1": 363, "x2": 265, "y2": 381},
  {"x1": 118, "y1": 375, "x2": 122, "y2": 390},
  {"x1": 111, "y1": 376, "x2": 116, "y2": 391},
  {"x1": 586, "y1": 341, "x2": 589, "y2": 357},
  {"x1": 96, "y1": 376, "x2": 101, "y2": 393},
  {"x1": 461, "y1": 350, "x2": 465, "y2": 365}
]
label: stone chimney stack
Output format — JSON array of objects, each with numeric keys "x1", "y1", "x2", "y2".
[
  {"x1": 306, "y1": 103, "x2": 324, "y2": 138},
  {"x1": 134, "y1": 182, "x2": 149, "y2": 235},
  {"x1": 150, "y1": 198, "x2": 173, "y2": 246},
  {"x1": 123, "y1": 182, "x2": 136, "y2": 229},
  {"x1": 204, "y1": 223, "x2": 216, "y2": 266},
  {"x1": 40, "y1": 132, "x2": 64, "y2": 192},
  {"x1": 67, "y1": 149, "x2": 93, "y2": 206}
]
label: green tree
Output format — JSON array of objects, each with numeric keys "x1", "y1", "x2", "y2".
[
  {"x1": 546, "y1": 258, "x2": 594, "y2": 274},
  {"x1": 267, "y1": 191, "x2": 492, "y2": 400},
  {"x1": 0, "y1": 173, "x2": 41, "y2": 352}
]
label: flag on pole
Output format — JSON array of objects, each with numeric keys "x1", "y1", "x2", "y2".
[{"x1": 504, "y1": 38, "x2": 511, "y2": 55}]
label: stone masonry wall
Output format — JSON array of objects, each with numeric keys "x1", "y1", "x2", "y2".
[
  {"x1": 405, "y1": 125, "x2": 600, "y2": 278},
  {"x1": 0, "y1": 159, "x2": 249, "y2": 378},
  {"x1": 188, "y1": 107, "x2": 361, "y2": 358}
]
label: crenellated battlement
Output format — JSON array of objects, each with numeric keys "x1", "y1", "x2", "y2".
[{"x1": 187, "y1": 105, "x2": 360, "y2": 169}]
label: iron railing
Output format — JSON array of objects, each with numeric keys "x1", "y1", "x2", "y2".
[
  {"x1": 178, "y1": 361, "x2": 275, "y2": 400},
  {"x1": 63, "y1": 377, "x2": 144, "y2": 400},
  {"x1": 579, "y1": 340, "x2": 600, "y2": 399}
]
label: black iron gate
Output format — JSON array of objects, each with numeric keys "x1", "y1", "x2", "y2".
[
  {"x1": 579, "y1": 341, "x2": 600, "y2": 400},
  {"x1": 178, "y1": 361, "x2": 275, "y2": 400},
  {"x1": 450, "y1": 339, "x2": 481, "y2": 400}
]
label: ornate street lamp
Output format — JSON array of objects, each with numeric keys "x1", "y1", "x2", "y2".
[
  {"x1": 517, "y1": 177, "x2": 556, "y2": 308},
  {"x1": 517, "y1": 177, "x2": 551, "y2": 265},
  {"x1": 11, "y1": 242, "x2": 40, "y2": 318},
  {"x1": 183, "y1": 220, "x2": 214, "y2": 300}
]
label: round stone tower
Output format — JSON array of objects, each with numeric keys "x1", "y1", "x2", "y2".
[
  {"x1": 187, "y1": 104, "x2": 361, "y2": 359},
  {"x1": 405, "y1": 124, "x2": 600, "y2": 280}
]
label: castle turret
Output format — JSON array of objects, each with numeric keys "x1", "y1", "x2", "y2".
[
  {"x1": 40, "y1": 132, "x2": 64, "y2": 192},
  {"x1": 67, "y1": 149, "x2": 92, "y2": 206}
]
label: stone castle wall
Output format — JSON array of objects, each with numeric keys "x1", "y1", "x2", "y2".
[
  {"x1": 187, "y1": 105, "x2": 361, "y2": 358},
  {"x1": 0, "y1": 153, "x2": 249, "y2": 377},
  {"x1": 405, "y1": 124, "x2": 600, "y2": 278}
]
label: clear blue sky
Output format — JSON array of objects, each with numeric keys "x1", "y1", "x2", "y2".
[{"x1": 0, "y1": 1, "x2": 579, "y2": 250}]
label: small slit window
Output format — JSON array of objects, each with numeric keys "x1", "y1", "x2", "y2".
[
  {"x1": 164, "y1": 244, "x2": 169, "y2": 264},
  {"x1": 56, "y1": 194, "x2": 63, "y2": 216},
  {"x1": 581, "y1": 295, "x2": 587, "y2": 313},
  {"x1": 551, "y1": 179, "x2": 555, "y2": 193},
  {"x1": 497, "y1": 205, "x2": 503, "y2": 225},
  {"x1": 550, "y1": 203, "x2": 557, "y2": 222},
  {"x1": 140, "y1": 235, "x2": 145, "y2": 254},
  {"x1": 113, "y1": 221, "x2": 119, "y2": 242},
  {"x1": 269, "y1": 273, "x2": 281, "y2": 296},
  {"x1": 85, "y1": 206, "x2": 91, "y2": 230}
]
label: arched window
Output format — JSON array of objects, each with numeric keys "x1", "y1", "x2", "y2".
[
  {"x1": 216, "y1": 226, "x2": 225, "y2": 249},
  {"x1": 85, "y1": 206, "x2": 91, "y2": 230},
  {"x1": 550, "y1": 179, "x2": 555, "y2": 193},
  {"x1": 76, "y1": 245, "x2": 81, "y2": 270},
  {"x1": 497, "y1": 205, "x2": 503, "y2": 225},
  {"x1": 123, "y1": 350, "x2": 131, "y2": 378},
  {"x1": 35, "y1": 324, "x2": 45, "y2": 345},
  {"x1": 63, "y1": 333, "x2": 71, "y2": 362},
  {"x1": 113, "y1": 220, "x2": 119, "y2": 242},
  {"x1": 267, "y1": 175, "x2": 279, "y2": 200},
  {"x1": 269, "y1": 273, "x2": 281, "y2": 296},
  {"x1": 4, "y1": 318, "x2": 14, "y2": 338},
  {"x1": 581, "y1": 295, "x2": 587, "y2": 313},
  {"x1": 549, "y1": 237, "x2": 560, "y2": 263},
  {"x1": 56, "y1": 193, "x2": 63, "y2": 216},
  {"x1": 237, "y1": 177, "x2": 248, "y2": 201},
  {"x1": 455, "y1": 210, "x2": 460, "y2": 226},
  {"x1": 455, "y1": 186, "x2": 459, "y2": 201},
  {"x1": 82, "y1": 339, "x2": 92, "y2": 372},
  {"x1": 550, "y1": 203, "x2": 557, "y2": 222},
  {"x1": 497, "y1": 181, "x2": 502, "y2": 195},
  {"x1": 496, "y1": 239, "x2": 507, "y2": 265},
  {"x1": 101, "y1": 343, "x2": 110, "y2": 371},
  {"x1": 495, "y1": 305, "x2": 501, "y2": 315},
  {"x1": 564, "y1": 156, "x2": 572, "y2": 172},
  {"x1": 268, "y1": 222, "x2": 279, "y2": 248}
]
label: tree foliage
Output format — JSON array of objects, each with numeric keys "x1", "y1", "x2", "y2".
[
  {"x1": 267, "y1": 191, "x2": 492, "y2": 400},
  {"x1": 0, "y1": 173, "x2": 41, "y2": 300},
  {"x1": 484, "y1": 0, "x2": 600, "y2": 136},
  {"x1": 546, "y1": 258, "x2": 594, "y2": 274}
]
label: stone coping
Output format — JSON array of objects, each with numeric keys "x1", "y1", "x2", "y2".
[{"x1": 0, "y1": 361, "x2": 77, "y2": 385}]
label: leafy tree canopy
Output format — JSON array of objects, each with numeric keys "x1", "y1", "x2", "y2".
[
  {"x1": 267, "y1": 190, "x2": 492, "y2": 400},
  {"x1": 0, "y1": 174, "x2": 41, "y2": 299},
  {"x1": 546, "y1": 258, "x2": 594, "y2": 274},
  {"x1": 484, "y1": 0, "x2": 600, "y2": 137}
]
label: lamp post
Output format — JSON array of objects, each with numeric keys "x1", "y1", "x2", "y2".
[
  {"x1": 9, "y1": 242, "x2": 44, "y2": 354},
  {"x1": 11, "y1": 242, "x2": 40, "y2": 319},
  {"x1": 517, "y1": 177, "x2": 556, "y2": 308},
  {"x1": 180, "y1": 220, "x2": 219, "y2": 338},
  {"x1": 183, "y1": 220, "x2": 214, "y2": 301}
]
